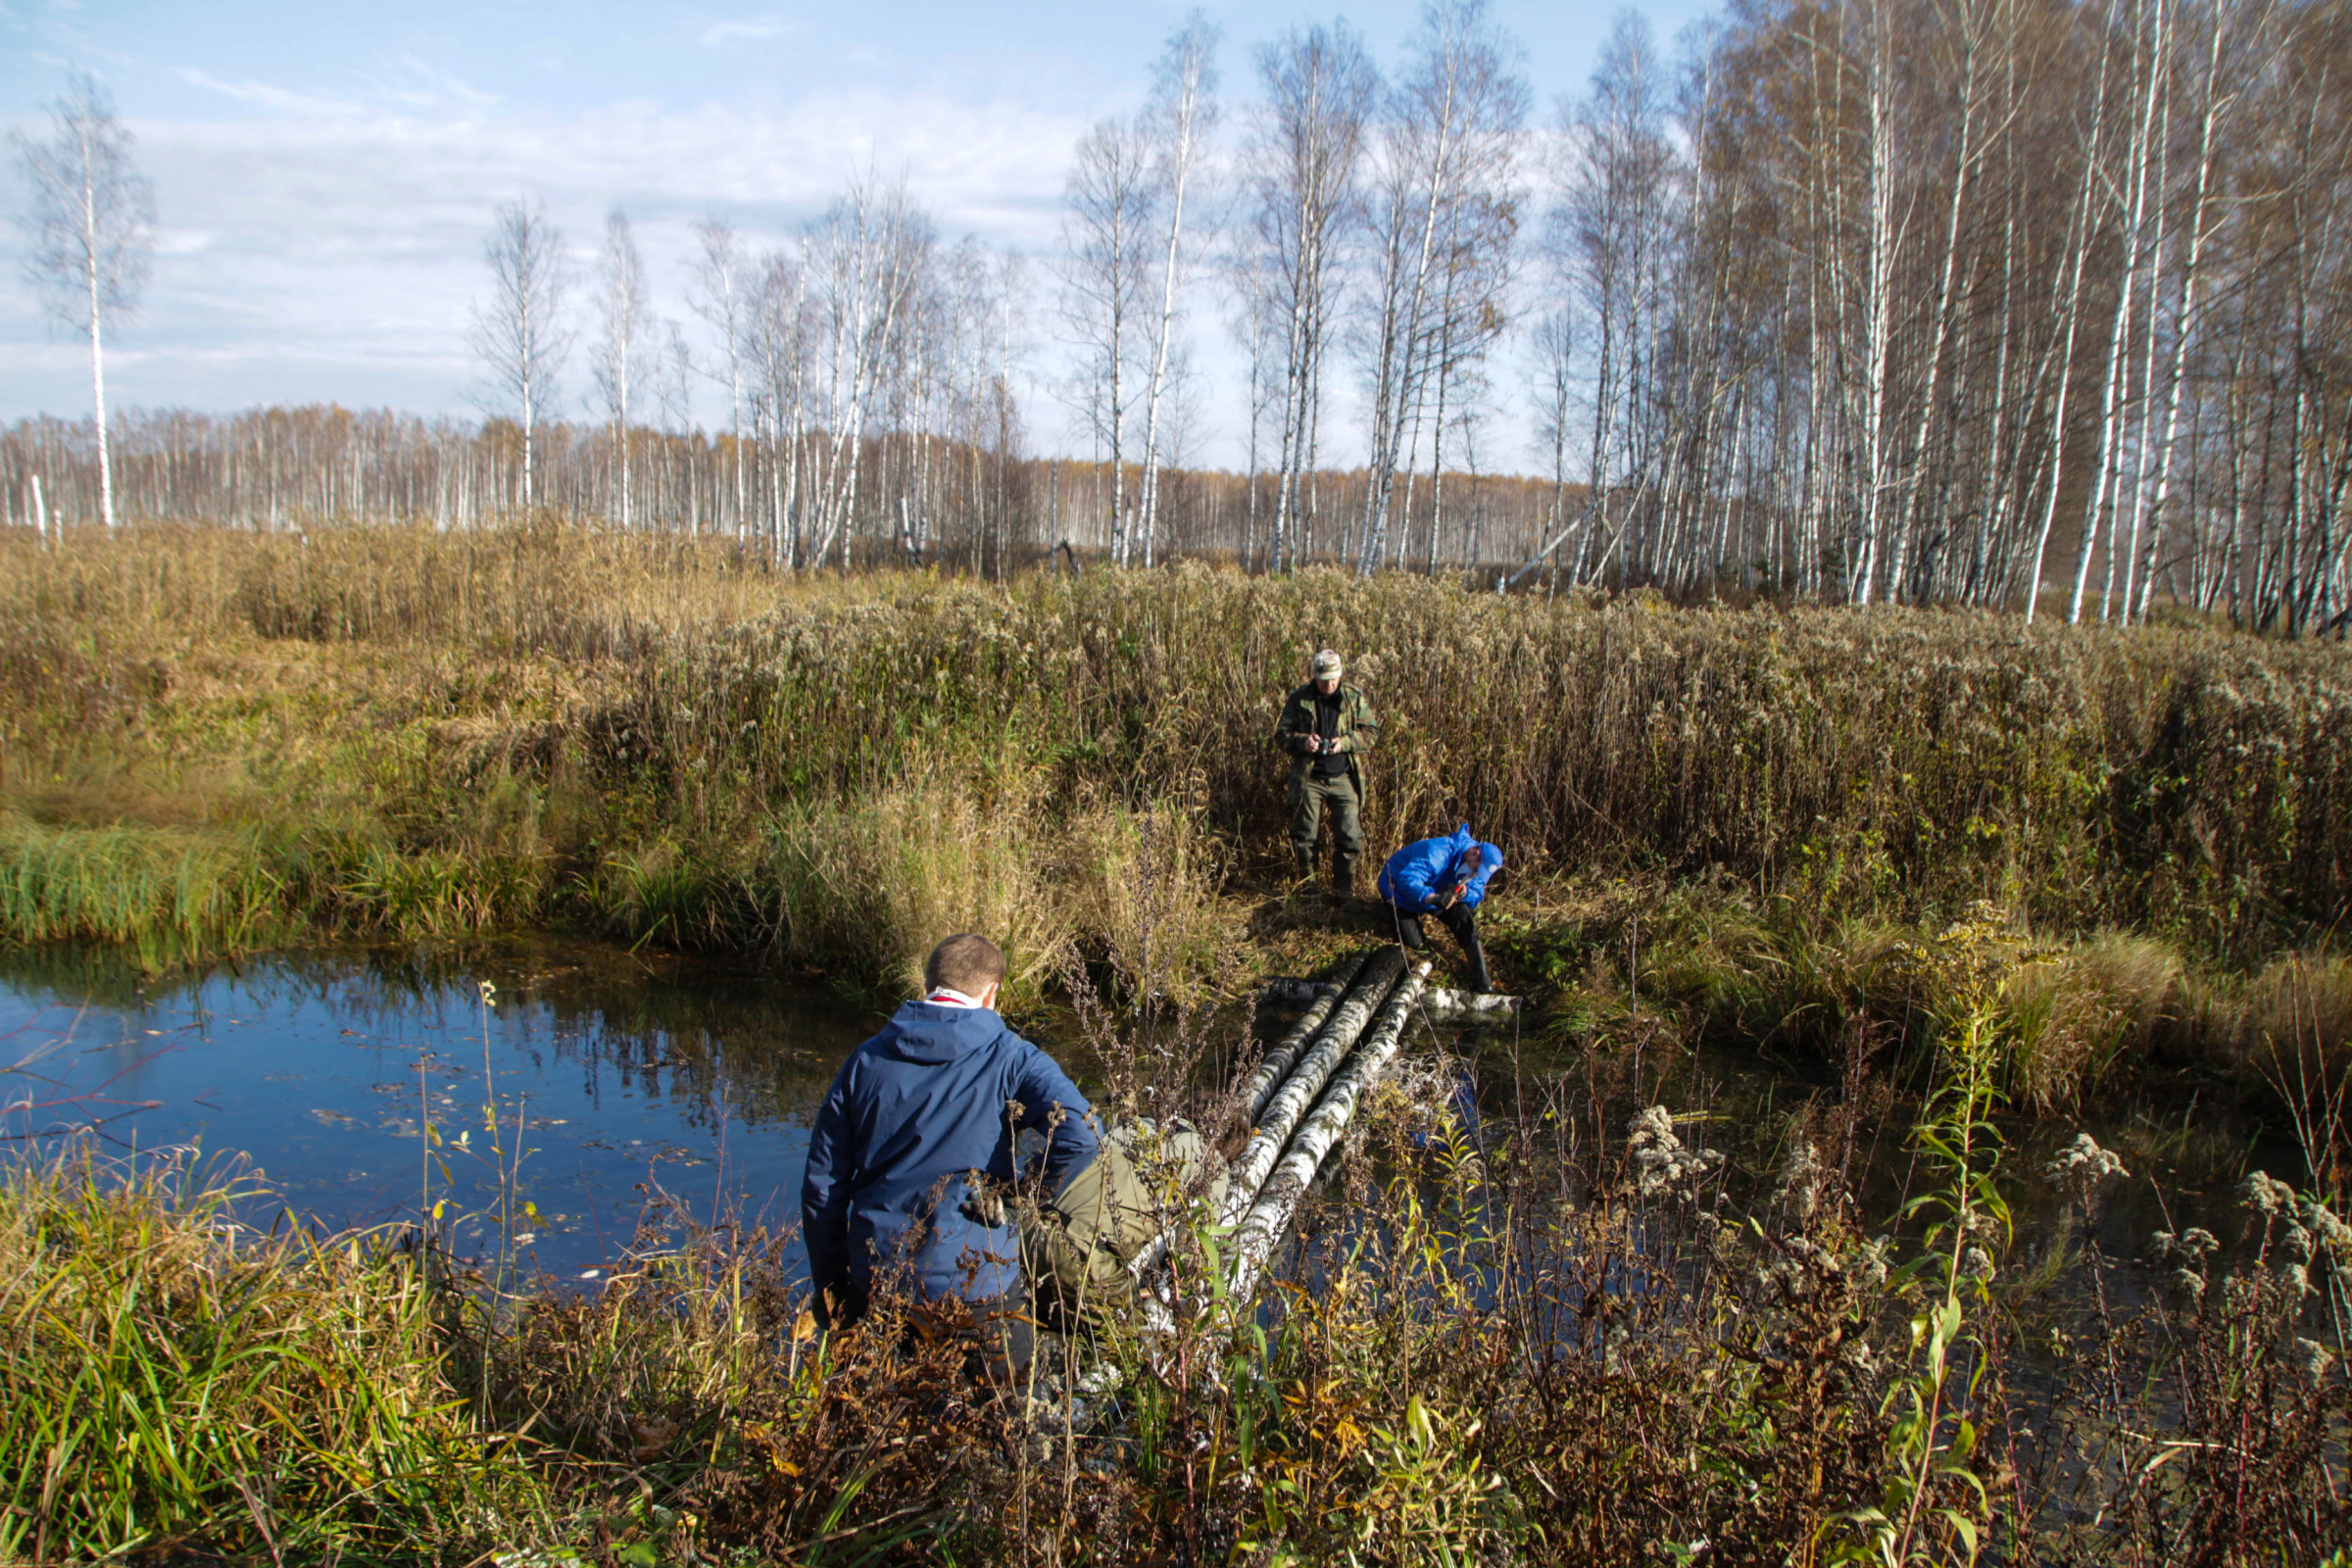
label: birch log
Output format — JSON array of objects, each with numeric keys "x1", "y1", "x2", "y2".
[
  {"x1": 1239, "y1": 956, "x2": 1366, "y2": 1120},
  {"x1": 1226, "y1": 960, "x2": 1432, "y2": 1302},
  {"x1": 1261, "y1": 974, "x2": 1515, "y2": 1020},
  {"x1": 1218, "y1": 946, "x2": 1406, "y2": 1225},
  {"x1": 1419, "y1": 988, "x2": 1519, "y2": 1019}
]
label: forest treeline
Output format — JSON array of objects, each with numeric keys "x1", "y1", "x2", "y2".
[
  {"x1": 12, "y1": 0, "x2": 2352, "y2": 635},
  {"x1": 0, "y1": 406, "x2": 1564, "y2": 576}
]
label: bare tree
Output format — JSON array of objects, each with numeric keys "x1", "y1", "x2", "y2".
[
  {"x1": 803, "y1": 175, "x2": 931, "y2": 567},
  {"x1": 13, "y1": 72, "x2": 154, "y2": 531},
  {"x1": 1542, "y1": 13, "x2": 1676, "y2": 585},
  {"x1": 1057, "y1": 117, "x2": 1156, "y2": 562},
  {"x1": 1353, "y1": 0, "x2": 1529, "y2": 575},
  {"x1": 656, "y1": 320, "x2": 694, "y2": 434},
  {"x1": 593, "y1": 208, "x2": 649, "y2": 528},
  {"x1": 689, "y1": 216, "x2": 752, "y2": 535},
  {"x1": 1248, "y1": 21, "x2": 1378, "y2": 569},
  {"x1": 748, "y1": 247, "x2": 810, "y2": 563},
  {"x1": 469, "y1": 197, "x2": 572, "y2": 511},
  {"x1": 1228, "y1": 241, "x2": 1285, "y2": 569},
  {"x1": 1135, "y1": 12, "x2": 1223, "y2": 567}
]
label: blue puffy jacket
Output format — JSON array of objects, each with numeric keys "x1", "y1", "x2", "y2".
[
  {"x1": 801, "y1": 1000, "x2": 1098, "y2": 1312},
  {"x1": 1377, "y1": 825, "x2": 1503, "y2": 913}
]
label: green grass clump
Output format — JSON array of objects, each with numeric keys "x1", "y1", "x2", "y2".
[
  {"x1": 0, "y1": 1150, "x2": 542, "y2": 1562},
  {"x1": 0, "y1": 811, "x2": 302, "y2": 962},
  {"x1": 1500, "y1": 884, "x2": 2352, "y2": 1109}
]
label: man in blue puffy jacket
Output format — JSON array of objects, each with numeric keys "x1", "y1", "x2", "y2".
[
  {"x1": 800, "y1": 933, "x2": 1098, "y2": 1346},
  {"x1": 1376, "y1": 825, "x2": 1502, "y2": 995}
]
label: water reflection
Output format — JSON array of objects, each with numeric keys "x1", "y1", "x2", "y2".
[
  {"x1": 0, "y1": 941, "x2": 892, "y2": 1280},
  {"x1": 0, "y1": 941, "x2": 2303, "y2": 1297}
]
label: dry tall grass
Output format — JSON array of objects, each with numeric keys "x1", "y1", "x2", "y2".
[
  {"x1": 7, "y1": 1065, "x2": 2343, "y2": 1564},
  {"x1": 3, "y1": 521, "x2": 2348, "y2": 991}
]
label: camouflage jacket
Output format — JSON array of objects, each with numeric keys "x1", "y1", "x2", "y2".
[{"x1": 1275, "y1": 681, "x2": 1380, "y2": 789}]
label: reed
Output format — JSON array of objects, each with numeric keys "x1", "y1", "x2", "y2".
[{"x1": 3, "y1": 519, "x2": 2348, "y2": 996}]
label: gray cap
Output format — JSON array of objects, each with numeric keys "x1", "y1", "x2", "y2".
[{"x1": 1312, "y1": 648, "x2": 1344, "y2": 678}]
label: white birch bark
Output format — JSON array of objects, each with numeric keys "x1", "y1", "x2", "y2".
[
  {"x1": 1136, "y1": 20, "x2": 1219, "y2": 568},
  {"x1": 1226, "y1": 961, "x2": 1431, "y2": 1304},
  {"x1": 17, "y1": 74, "x2": 154, "y2": 532},
  {"x1": 1218, "y1": 947, "x2": 1408, "y2": 1225}
]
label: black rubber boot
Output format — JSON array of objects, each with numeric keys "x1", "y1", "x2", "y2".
[{"x1": 1462, "y1": 930, "x2": 1494, "y2": 996}]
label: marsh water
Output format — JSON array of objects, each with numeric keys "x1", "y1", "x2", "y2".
[
  {"x1": 0, "y1": 939, "x2": 2298, "y2": 1286},
  {"x1": 0, "y1": 942, "x2": 898, "y2": 1280}
]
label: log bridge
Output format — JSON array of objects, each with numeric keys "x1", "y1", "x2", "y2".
[{"x1": 1134, "y1": 947, "x2": 1459, "y2": 1311}]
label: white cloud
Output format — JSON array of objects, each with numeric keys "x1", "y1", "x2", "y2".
[
  {"x1": 698, "y1": 17, "x2": 787, "y2": 48},
  {"x1": 0, "y1": 85, "x2": 1095, "y2": 434},
  {"x1": 357, "y1": 53, "x2": 499, "y2": 114},
  {"x1": 172, "y1": 67, "x2": 361, "y2": 119}
]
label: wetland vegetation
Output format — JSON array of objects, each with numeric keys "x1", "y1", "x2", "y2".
[{"x1": 2, "y1": 522, "x2": 2349, "y2": 1563}]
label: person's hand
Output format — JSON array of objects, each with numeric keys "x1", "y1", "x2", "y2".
[{"x1": 1303, "y1": 734, "x2": 1323, "y2": 754}]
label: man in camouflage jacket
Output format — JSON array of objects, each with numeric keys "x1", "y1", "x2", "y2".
[{"x1": 1274, "y1": 648, "x2": 1380, "y2": 899}]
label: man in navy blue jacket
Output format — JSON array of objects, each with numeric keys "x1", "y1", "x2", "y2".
[
  {"x1": 800, "y1": 933, "x2": 1098, "y2": 1338},
  {"x1": 1376, "y1": 825, "x2": 1502, "y2": 995}
]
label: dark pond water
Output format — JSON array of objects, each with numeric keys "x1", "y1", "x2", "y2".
[
  {"x1": 0, "y1": 941, "x2": 901, "y2": 1280},
  {"x1": 0, "y1": 939, "x2": 2302, "y2": 1294}
]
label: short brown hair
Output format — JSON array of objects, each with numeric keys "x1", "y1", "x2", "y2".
[{"x1": 924, "y1": 933, "x2": 1006, "y2": 997}]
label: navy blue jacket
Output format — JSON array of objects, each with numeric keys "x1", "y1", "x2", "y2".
[
  {"x1": 1377, "y1": 825, "x2": 1503, "y2": 913},
  {"x1": 800, "y1": 1000, "x2": 1097, "y2": 1312}
]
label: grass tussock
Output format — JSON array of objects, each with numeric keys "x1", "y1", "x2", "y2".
[
  {"x1": 0, "y1": 1149, "x2": 541, "y2": 1563},
  {"x1": 1500, "y1": 883, "x2": 2352, "y2": 1111},
  {"x1": 2004, "y1": 933, "x2": 2186, "y2": 1111},
  {"x1": 0, "y1": 809, "x2": 301, "y2": 961}
]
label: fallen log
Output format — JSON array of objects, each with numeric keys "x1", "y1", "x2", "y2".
[
  {"x1": 1237, "y1": 955, "x2": 1365, "y2": 1122},
  {"x1": 1420, "y1": 988, "x2": 1520, "y2": 1019},
  {"x1": 1260, "y1": 973, "x2": 1518, "y2": 1019},
  {"x1": 1126, "y1": 954, "x2": 1387, "y2": 1296},
  {"x1": 1218, "y1": 947, "x2": 1407, "y2": 1227},
  {"x1": 1226, "y1": 959, "x2": 1433, "y2": 1302}
]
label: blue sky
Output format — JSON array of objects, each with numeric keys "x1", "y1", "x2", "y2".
[{"x1": 2, "y1": 0, "x2": 1715, "y2": 467}]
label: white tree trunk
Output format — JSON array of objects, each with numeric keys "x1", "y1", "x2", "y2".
[
  {"x1": 1226, "y1": 961, "x2": 1431, "y2": 1304},
  {"x1": 1218, "y1": 947, "x2": 1408, "y2": 1225}
]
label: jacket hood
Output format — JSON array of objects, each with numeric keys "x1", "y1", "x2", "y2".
[
  {"x1": 879, "y1": 1000, "x2": 1005, "y2": 1064},
  {"x1": 1446, "y1": 825, "x2": 1503, "y2": 875}
]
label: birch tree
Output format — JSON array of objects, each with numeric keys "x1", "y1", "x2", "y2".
[
  {"x1": 1135, "y1": 13, "x2": 1222, "y2": 567},
  {"x1": 1544, "y1": 12, "x2": 1677, "y2": 584},
  {"x1": 689, "y1": 216, "x2": 752, "y2": 535},
  {"x1": 1353, "y1": 0, "x2": 1528, "y2": 576},
  {"x1": 593, "y1": 208, "x2": 649, "y2": 528},
  {"x1": 1248, "y1": 22, "x2": 1377, "y2": 569},
  {"x1": 803, "y1": 175, "x2": 931, "y2": 568},
  {"x1": 1057, "y1": 117, "x2": 1155, "y2": 562},
  {"x1": 469, "y1": 198, "x2": 571, "y2": 511},
  {"x1": 13, "y1": 72, "x2": 154, "y2": 531},
  {"x1": 749, "y1": 248, "x2": 810, "y2": 564}
]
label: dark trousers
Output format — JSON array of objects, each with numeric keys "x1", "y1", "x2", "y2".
[
  {"x1": 1290, "y1": 771, "x2": 1363, "y2": 887},
  {"x1": 1390, "y1": 901, "x2": 1491, "y2": 992}
]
